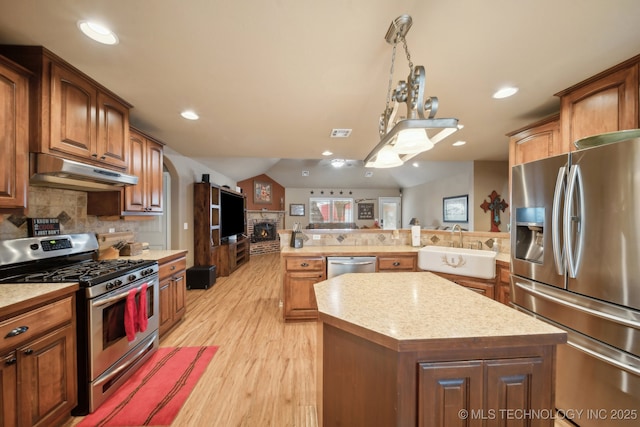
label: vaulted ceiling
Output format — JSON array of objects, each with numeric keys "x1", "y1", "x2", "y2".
[{"x1": 1, "y1": 1, "x2": 639, "y2": 188}]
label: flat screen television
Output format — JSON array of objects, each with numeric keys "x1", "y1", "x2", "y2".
[{"x1": 220, "y1": 190, "x2": 246, "y2": 240}]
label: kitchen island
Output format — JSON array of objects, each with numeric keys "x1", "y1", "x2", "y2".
[{"x1": 314, "y1": 272, "x2": 567, "y2": 427}]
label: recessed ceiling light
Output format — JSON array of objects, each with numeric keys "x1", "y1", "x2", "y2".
[
  {"x1": 492, "y1": 87, "x2": 519, "y2": 99},
  {"x1": 181, "y1": 110, "x2": 199, "y2": 120},
  {"x1": 330, "y1": 129, "x2": 352, "y2": 138},
  {"x1": 453, "y1": 140, "x2": 467, "y2": 146},
  {"x1": 77, "y1": 20, "x2": 118, "y2": 45},
  {"x1": 412, "y1": 162, "x2": 419, "y2": 167},
  {"x1": 322, "y1": 150, "x2": 333, "y2": 156},
  {"x1": 302, "y1": 171, "x2": 310, "y2": 177}
]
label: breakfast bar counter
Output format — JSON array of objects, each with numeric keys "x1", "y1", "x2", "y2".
[{"x1": 314, "y1": 272, "x2": 566, "y2": 427}]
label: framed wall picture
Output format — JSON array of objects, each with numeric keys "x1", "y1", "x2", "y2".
[
  {"x1": 358, "y1": 203, "x2": 374, "y2": 220},
  {"x1": 254, "y1": 180, "x2": 272, "y2": 204},
  {"x1": 290, "y1": 203, "x2": 305, "y2": 216},
  {"x1": 443, "y1": 195, "x2": 468, "y2": 223}
]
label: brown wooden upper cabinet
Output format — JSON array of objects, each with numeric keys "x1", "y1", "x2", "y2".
[
  {"x1": 87, "y1": 128, "x2": 164, "y2": 217},
  {"x1": 508, "y1": 54, "x2": 640, "y2": 169},
  {"x1": 0, "y1": 55, "x2": 30, "y2": 211},
  {"x1": 508, "y1": 114, "x2": 560, "y2": 167},
  {"x1": 124, "y1": 128, "x2": 164, "y2": 213},
  {"x1": 0, "y1": 45, "x2": 132, "y2": 171},
  {"x1": 556, "y1": 59, "x2": 639, "y2": 151}
]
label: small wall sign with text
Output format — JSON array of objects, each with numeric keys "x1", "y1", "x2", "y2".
[
  {"x1": 27, "y1": 218, "x2": 61, "y2": 237},
  {"x1": 358, "y1": 203, "x2": 374, "y2": 220}
]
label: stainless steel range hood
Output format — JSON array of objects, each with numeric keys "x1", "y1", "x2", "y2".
[{"x1": 30, "y1": 153, "x2": 138, "y2": 192}]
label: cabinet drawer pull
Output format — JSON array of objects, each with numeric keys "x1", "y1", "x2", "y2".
[
  {"x1": 393, "y1": 261, "x2": 400, "y2": 266},
  {"x1": 170, "y1": 265, "x2": 176, "y2": 270},
  {"x1": 5, "y1": 326, "x2": 28, "y2": 338},
  {"x1": 4, "y1": 357, "x2": 17, "y2": 366},
  {"x1": 300, "y1": 262, "x2": 309, "y2": 267},
  {"x1": 23, "y1": 348, "x2": 33, "y2": 355}
]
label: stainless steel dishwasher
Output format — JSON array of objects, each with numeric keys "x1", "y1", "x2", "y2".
[{"x1": 326, "y1": 256, "x2": 377, "y2": 279}]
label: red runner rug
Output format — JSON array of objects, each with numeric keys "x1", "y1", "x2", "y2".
[{"x1": 78, "y1": 346, "x2": 218, "y2": 427}]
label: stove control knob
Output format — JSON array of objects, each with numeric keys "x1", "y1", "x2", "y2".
[
  {"x1": 113, "y1": 279, "x2": 123, "y2": 287},
  {"x1": 106, "y1": 282, "x2": 114, "y2": 290},
  {"x1": 128, "y1": 274, "x2": 137, "y2": 282}
]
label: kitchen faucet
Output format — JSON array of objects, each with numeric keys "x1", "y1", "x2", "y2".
[{"x1": 451, "y1": 224, "x2": 463, "y2": 248}]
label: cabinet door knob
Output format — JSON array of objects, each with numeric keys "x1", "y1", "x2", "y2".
[
  {"x1": 5, "y1": 325, "x2": 28, "y2": 338},
  {"x1": 91, "y1": 153, "x2": 98, "y2": 157},
  {"x1": 301, "y1": 262, "x2": 309, "y2": 267},
  {"x1": 4, "y1": 357, "x2": 17, "y2": 366},
  {"x1": 23, "y1": 348, "x2": 33, "y2": 355},
  {"x1": 170, "y1": 265, "x2": 176, "y2": 270},
  {"x1": 393, "y1": 262, "x2": 400, "y2": 266}
]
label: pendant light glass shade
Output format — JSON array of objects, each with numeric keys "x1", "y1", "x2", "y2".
[
  {"x1": 392, "y1": 128, "x2": 434, "y2": 154},
  {"x1": 367, "y1": 146, "x2": 403, "y2": 168}
]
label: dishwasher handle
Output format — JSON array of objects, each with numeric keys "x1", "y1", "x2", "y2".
[{"x1": 328, "y1": 260, "x2": 375, "y2": 266}]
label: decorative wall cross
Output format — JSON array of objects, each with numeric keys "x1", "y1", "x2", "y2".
[{"x1": 480, "y1": 190, "x2": 509, "y2": 232}]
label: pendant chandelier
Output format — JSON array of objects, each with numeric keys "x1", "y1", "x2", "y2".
[{"x1": 364, "y1": 15, "x2": 462, "y2": 168}]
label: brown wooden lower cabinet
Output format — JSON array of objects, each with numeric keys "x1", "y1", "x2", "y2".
[
  {"x1": 431, "y1": 271, "x2": 496, "y2": 299},
  {"x1": 283, "y1": 256, "x2": 325, "y2": 321},
  {"x1": 158, "y1": 252, "x2": 187, "y2": 338},
  {"x1": 0, "y1": 293, "x2": 77, "y2": 427},
  {"x1": 320, "y1": 323, "x2": 556, "y2": 427}
]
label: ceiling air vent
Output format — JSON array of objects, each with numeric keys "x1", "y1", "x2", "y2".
[
  {"x1": 302, "y1": 171, "x2": 310, "y2": 177},
  {"x1": 330, "y1": 129, "x2": 352, "y2": 138}
]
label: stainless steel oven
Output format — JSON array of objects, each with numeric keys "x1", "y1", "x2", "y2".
[
  {"x1": 0, "y1": 233, "x2": 160, "y2": 414},
  {"x1": 79, "y1": 266, "x2": 159, "y2": 413}
]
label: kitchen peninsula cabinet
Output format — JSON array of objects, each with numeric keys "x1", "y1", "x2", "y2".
[
  {"x1": 0, "y1": 291, "x2": 77, "y2": 427},
  {"x1": 314, "y1": 273, "x2": 566, "y2": 427},
  {"x1": 0, "y1": 55, "x2": 29, "y2": 211},
  {"x1": 283, "y1": 256, "x2": 325, "y2": 321},
  {"x1": 0, "y1": 46, "x2": 132, "y2": 171},
  {"x1": 158, "y1": 252, "x2": 187, "y2": 338}
]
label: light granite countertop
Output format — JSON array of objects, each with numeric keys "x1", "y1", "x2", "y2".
[
  {"x1": 281, "y1": 244, "x2": 511, "y2": 264},
  {"x1": 314, "y1": 271, "x2": 565, "y2": 350},
  {"x1": 0, "y1": 282, "x2": 79, "y2": 316},
  {"x1": 0, "y1": 250, "x2": 187, "y2": 316},
  {"x1": 115, "y1": 249, "x2": 187, "y2": 262}
]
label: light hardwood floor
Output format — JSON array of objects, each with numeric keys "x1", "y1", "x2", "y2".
[{"x1": 65, "y1": 253, "x2": 318, "y2": 427}]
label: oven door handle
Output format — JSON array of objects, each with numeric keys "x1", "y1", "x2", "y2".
[
  {"x1": 92, "y1": 335, "x2": 156, "y2": 387},
  {"x1": 92, "y1": 284, "x2": 149, "y2": 308}
]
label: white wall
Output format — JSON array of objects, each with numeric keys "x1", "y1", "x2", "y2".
[
  {"x1": 402, "y1": 165, "x2": 474, "y2": 230},
  {"x1": 401, "y1": 160, "x2": 509, "y2": 232},
  {"x1": 163, "y1": 146, "x2": 236, "y2": 267}
]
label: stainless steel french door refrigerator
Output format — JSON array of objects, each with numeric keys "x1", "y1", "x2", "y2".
[{"x1": 511, "y1": 135, "x2": 640, "y2": 426}]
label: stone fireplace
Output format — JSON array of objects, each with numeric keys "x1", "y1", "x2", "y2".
[{"x1": 246, "y1": 210, "x2": 284, "y2": 255}]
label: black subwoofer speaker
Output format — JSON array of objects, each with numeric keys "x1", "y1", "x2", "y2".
[{"x1": 186, "y1": 265, "x2": 216, "y2": 290}]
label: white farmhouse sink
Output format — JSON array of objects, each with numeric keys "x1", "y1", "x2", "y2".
[{"x1": 418, "y1": 246, "x2": 497, "y2": 279}]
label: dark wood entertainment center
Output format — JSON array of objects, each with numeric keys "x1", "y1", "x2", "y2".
[{"x1": 193, "y1": 182, "x2": 250, "y2": 277}]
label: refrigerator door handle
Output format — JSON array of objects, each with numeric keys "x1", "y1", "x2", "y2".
[
  {"x1": 513, "y1": 280, "x2": 640, "y2": 330},
  {"x1": 568, "y1": 339, "x2": 640, "y2": 377},
  {"x1": 564, "y1": 164, "x2": 585, "y2": 278},
  {"x1": 552, "y1": 166, "x2": 566, "y2": 275}
]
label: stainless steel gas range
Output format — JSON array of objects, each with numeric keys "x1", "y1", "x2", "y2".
[{"x1": 0, "y1": 233, "x2": 160, "y2": 414}]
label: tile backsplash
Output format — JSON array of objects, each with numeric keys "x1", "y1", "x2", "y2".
[
  {"x1": 0, "y1": 187, "x2": 140, "y2": 241},
  {"x1": 278, "y1": 228, "x2": 511, "y2": 255}
]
